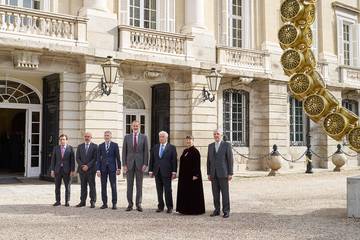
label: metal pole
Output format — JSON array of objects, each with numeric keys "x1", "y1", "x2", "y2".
[{"x1": 305, "y1": 116, "x2": 313, "y2": 174}]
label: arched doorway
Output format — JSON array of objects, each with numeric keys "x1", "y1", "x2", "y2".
[
  {"x1": 123, "y1": 90, "x2": 149, "y2": 137},
  {"x1": 0, "y1": 79, "x2": 42, "y2": 177}
]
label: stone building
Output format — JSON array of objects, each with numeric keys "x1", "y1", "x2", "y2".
[{"x1": 0, "y1": 0, "x2": 359, "y2": 178}]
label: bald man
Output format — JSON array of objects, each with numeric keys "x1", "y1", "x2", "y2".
[{"x1": 76, "y1": 132, "x2": 98, "y2": 208}]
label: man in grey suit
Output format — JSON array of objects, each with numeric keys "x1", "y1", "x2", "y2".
[
  {"x1": 76, "y1": 132, "x2": 98, "y2": 208},
  {"x1": 207, "y1": 129, "x2": 233, "y2": 218},
  {"x1": 122, "y1": 120, "x2": 149, "y2": 212}
]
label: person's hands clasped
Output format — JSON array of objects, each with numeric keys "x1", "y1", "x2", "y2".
[{"x1": 81, "y1": 165, "x2": 88, "y2": 172}]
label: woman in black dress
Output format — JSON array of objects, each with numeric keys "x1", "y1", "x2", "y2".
[{"x1": 176, "y1": 136, "x2": 205, "y2": 215}]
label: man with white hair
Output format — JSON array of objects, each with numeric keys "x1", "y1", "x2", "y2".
[
  {"x1": 149, "y1": 131, "x2": 177, "y2": 213},
  {"x1": 76, "y1": 132, "x2": 98, "y2": 208},
  {"x1": 207, "y1": 129, "x2": 233, "y2": 218}
]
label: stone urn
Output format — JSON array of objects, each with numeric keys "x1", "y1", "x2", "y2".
[
  {"x1": 268, "y1": 145, "x2": 282, "y2": 176},
  {"x1": 332, "y1": 144, "x2": 347, "y2": 172}
]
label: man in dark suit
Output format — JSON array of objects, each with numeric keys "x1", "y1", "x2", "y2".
[
  {"x1": 149, "y1": 131, "x2": 177, "y2": 213},
  {"x1": 122, "y1": 120, "x2": 149, "y2": 212},
  {"x1": 76, "y1": 132, "x2": 98, "y2": 208},
  {"x1": 51, "y1": 134, "x2": 75, "y2": 207},
  {"x1": 207, "y1": 129, "x2": 234, "y2": 218},
  {"x1": 96, "y1": 131, "x2": 121, "y2": 210}
]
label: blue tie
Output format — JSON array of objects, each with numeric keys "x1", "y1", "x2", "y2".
[{"x1": 160, "y1": 144, "x2": 164, "y2": 158}]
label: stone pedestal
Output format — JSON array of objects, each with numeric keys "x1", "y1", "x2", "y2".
[{"x1": 347, "y1": 176, "x2": 360, "y2": 218}]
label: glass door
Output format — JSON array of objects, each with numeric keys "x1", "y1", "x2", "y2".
[
  {"x1": 26, "y1": 109, "x2": 41, "y2": 177},
  {"x1": 124, "y1": 112, "x2": 146, "y2": 135}
]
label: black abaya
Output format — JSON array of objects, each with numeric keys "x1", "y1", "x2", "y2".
[{"x1": 176, "y1": 146, "x2": 205, "y2": 215}]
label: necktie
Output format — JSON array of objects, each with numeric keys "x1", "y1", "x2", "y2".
[
  {"x1": 106, "y1": 143, "x2": 109, "y2": 152},
  {"x1": 61, "y1": 146, "x2": 65, "y2": 158},
  {"x1": 133, "y1": 133, "x2": 137, "y2": 151},
  {"x1": 159, "y1": 144, "x2": 164, "y2": 158},
  {"x1": 85, "y1": 144, "x2": 89, "y2": 154},
  {"x1": 215, "y1": 142, "x2": 219, "y2": 153}
]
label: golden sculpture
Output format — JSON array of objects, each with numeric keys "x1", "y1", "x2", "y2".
[{"x1": 279, "y1": 0, "x2": 360, "y2": 151}]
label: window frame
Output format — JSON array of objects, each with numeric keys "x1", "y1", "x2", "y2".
[
  {"x1": 289, "y1": 96, "x2": 307, "y2": 146},
  {"x1": 223, "y1": 89, "x2": 249, "y2": 147},
  {"x1": 4, "y1": 0, "x2": 41, "y2": 9},
  {"x1": 343, "y1": 21, "x2": 352, "y2": 66},
  {"x1": 226, "y1": 0, "x2": 250, "y2": 48},
  {"x1": 335, "y1": 9, "x2": 357, "y2": 66},
  {"x1": 342, "y1": 99, "x2": 359, "y2": 116},
  {"x1": 129, "y1": 0, "x2": 157, "y2": 30}
]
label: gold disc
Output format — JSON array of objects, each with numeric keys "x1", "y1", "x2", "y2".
[
  {"x1": 348, "y1": 127, "x2": 360, "y2": 152},
  {"x1": 323, "y1": 113, "x2": 346, "y2": 137},
  {"x1": 303, "y1": 94, "x2": 325, "y2": 116}
]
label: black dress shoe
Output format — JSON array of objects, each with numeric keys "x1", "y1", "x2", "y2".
[
  {"x1": 223, "y1": 213, "x2": 230, "y2": 218},
  {"x1": 166, "y1": 208, "x2": 173, "y2": 214},
  {"x1": 64, "y1": 202, "x2": 70, "y2": 207},
  {"x1": 210, "y1": 211, "x2": 220, "y2": 217},
  {"x1": 136, "y1": 206, "x2": 143, "y2": 212},
  {"x1": 90, "y1": 202, "x2": 95, "y2": 208},
  {"x1": 53, "y1": 202, "x2": 61, "y2": 207},
  {"x1": 112, "y1": 204, "x2": 117, "y2": 210},
  {"x1": 126, "y1": 205, "x2": 133, "y2": 211},
  {"x1": 156, "y1": 208, "x2": 164, "y2": 213},
  {"x1": 76, "y1": 202, "x2": 86, "y2": 207},
  {"x1": 100, "y1": 205, "x2": 108, "y2": 209}
]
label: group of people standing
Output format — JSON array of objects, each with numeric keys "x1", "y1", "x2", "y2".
[{"x1": 50, "y1": 120, "x2": 234, "y2": 218}]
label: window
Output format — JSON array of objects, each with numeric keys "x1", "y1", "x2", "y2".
[
  {"x1": 342, "y1": 99, "x2": 359, "y2": 115},
  {"x1": 223, "y1": 89, "x2": 249, "y2": 146},
  {"x1": 311, "y1": 9, "x2": 318, "y2": 56},
  {"x1": 0, "y1": 80, "x2": 40, "y2": 104},
  {"x1": 343, "y1": 22, "x2": 351, "y2": 66},
  {"x1": 335, "y1": 6, "x2": 358, "y2": 66},
  {"x1": 5, "y1": 0, "x2": 40, "y2": 9},
  {"x1": 229, "y1": 0, "x2": 243, "y2": 48},
  {"x1": 123, "y1": 90, "x2": 147, "y2": 135},
  {"x1": 289, "y1": 97, "x2": 307, "y2": 146},
  {"x1": 130, "y1": 0, "x2": 156, "y2": 29}
]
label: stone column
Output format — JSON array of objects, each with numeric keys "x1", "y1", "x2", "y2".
[
  {"x1": 248, "y1": 79, "x2": 289, "y2": 170},
  {"x1": 183, "y1": 0, "x2": 205, "y2": 31},
  {"x1": 83, "y1": 0, "x2": 108, "y2": 12},
  {"x1": 79, "y1": 61, "x2": 123, "y2": 145},
  {"x1": 119, "y1": 0, "x2": 129, "y2": 25},
  {"x1": 181, "y1": 0, "x2": 216, "y2": 63},
  {"x1": 79, "y1": 0, "x2": 117, "y2": 51}
]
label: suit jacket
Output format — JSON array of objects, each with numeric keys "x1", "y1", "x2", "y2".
[
  {"x1": 207, "y1": 141, "x2": 234, "y2": 178},
  {"x1": 76, "y1": 142, "x2": 98, "y2": 173},
  {"x1": 96, "y1": 141, "x2": 121, "y2": 172},
  {"x1": 122, "y1": 133, "x2": 149, "y2": 171},
  {"x1": 149, "y1": 143, "x2": 177, "y2": 177},
  {"x1": 50, "y1": 145, "x2": 75, "y2": 174}
]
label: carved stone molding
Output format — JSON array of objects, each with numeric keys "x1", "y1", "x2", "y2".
[
  {"x1": 13, "y1": 51, "x2": 41, "y2": 70},
  {"x1": 144, "y1": 70, "x2": 162, "y2": 79},
  {"x1": 239, "y1": 77, "x2": 254, "y2": 85}
]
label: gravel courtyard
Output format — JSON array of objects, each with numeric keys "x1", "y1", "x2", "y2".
[{"x1": 0, "y1": 170, "x2": 360, "y2": 240}]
